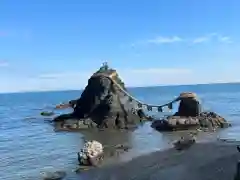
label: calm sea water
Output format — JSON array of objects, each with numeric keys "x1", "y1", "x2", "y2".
[{"x1": 1, "y1": 83, "x2": 240, "y2": 179}]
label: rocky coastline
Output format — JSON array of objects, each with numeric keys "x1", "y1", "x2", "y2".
[
  {"x1": 76, "y1": 141, "x2": 240, "y2": 180},
  {"x1": 40, "y1": 64, "x2": 235, "y2": 180},
  {"x1": 41, "y1": 141, "x2": 240, "y2": 180}
]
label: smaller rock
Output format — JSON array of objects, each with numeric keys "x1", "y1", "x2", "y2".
[
  {"x1": 41, "y1": 111, "x2": 55, "y2": 116},
  {"x1": 41, "y1": 171, "x2": 66, "y2": 180},
  {"x1": 173, "y1": 134, "x2": 196, "y2": 151},
  {"x1": 115, "y1": 144, "x2": 131, "y2": 152},
  {"x1": 74, "y1": 165, "x2": 91, "y2": 173},
  {"x1": 78, "y1": 140, "x2": 104, "y2": 166}
]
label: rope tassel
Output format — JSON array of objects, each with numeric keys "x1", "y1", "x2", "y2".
[
  {"x1": 128, "y1": 97, "x2": 133, "y2": 102},
  {"x1": 94, "y1": 72, "x2": 193, "y2": 115},
  {"x1": 158, "y1": 106, "x2": 163, "y2": 112},
  {"x1": 147, "y1": 106, "x2": 153, "y2": 111},
  {"x1": 168, "y1": 103, "x2": 173, "y2": 110}
]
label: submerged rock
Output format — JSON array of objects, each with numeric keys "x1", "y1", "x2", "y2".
[
  {"x1": 41, "y1": 111, "x2": 55, "y2": 117},
  {"x1": 41, "y1": 171, "x2": 66, "y2": 180},
  {"x1": 53, "y1": 64, "x2": 149, "y2": 131},
  {"x1": 152, "y1": 92, "x2": 231, "y2": 131},
  {"x1": 173, "y1": 133, "x2": 196, "y2": 151}
]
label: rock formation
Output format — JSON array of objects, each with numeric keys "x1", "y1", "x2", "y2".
[
  {"x1": 151, "y1": 92, "x2": 231, "y2": 131},
  {"x1": 52, "y1": 64, "x2": 230, "y2": 132},
  {"x1": 53, "y1": 63, "x2": 149, "y2": 130}
]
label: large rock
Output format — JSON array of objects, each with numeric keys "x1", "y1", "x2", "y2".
[
  {"x1": 174, "y1": 92, "x2": 201, "y2": 117},
  {"x1": 53, "y1": 65, "x2": 148, "y2": 130},
  {"x1": 152, "y1": 92, "x2": 231, "y2": 131}
]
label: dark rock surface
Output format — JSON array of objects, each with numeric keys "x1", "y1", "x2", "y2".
[
  {"x1": 174, "y1": 93, "x2": 201, "y2": 117},
  {"x1": 173, "y1": 134, "x2": 196, "y2": 151},
  {"x1": 53, "y1": 65, "x2": 148, "y2": 130},
  {"x1": 41, "y1": 171, "x2": 66, "y2": 180},
  {"x1": 74, "y1": 142, "x2": 240, "y2": 180}
]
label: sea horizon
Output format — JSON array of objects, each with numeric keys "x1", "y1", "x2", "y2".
[{"x1": 1, "y1": 81, "x2": 240, "y2": 95}]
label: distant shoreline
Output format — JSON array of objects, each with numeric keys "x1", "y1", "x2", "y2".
[{"x1": 0, "y1": 82, "x2": 240, "y2": 95}]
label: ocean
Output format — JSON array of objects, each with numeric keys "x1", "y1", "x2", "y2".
[{"x1": 1, "y1": 83, "x2": 240, "y2": 180}]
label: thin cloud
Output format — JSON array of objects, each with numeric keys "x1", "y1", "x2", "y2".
[
  {"x1": 192, "y1": 33, "x2": 233, "y2": 44},
  {"x1": 192, "y1": 37, "x2": 210, "y2": 44},
  {"x1": 126, "y1": 68, "x2": 191, "y2": 74},
  {"x1": 2, "y1": 65, "x2": 240, "y2": 93},
  {"x1": 37, "y1": 67, "x2": 193, "y2": 90},
  {"x1": 129, "y1": 36, "x2": 183, "y2": 47},
  {"x1": 129, "y1": 33, "x2": 233, "y2": 47},
  {"x1": 147, "y1": 36, "x2": 183, "y2": 44},
  {"x1": 218, "y1": 36, "x2": 232, "y2": 43},
  {"x1": 38, "y1": 72, "x2": 92, "y2": 79},
  {"x1": 119, "y1": 68, "x2": 193, "y2": 87},
  {"x1": 0, "y1": 61, "x2": 9, "y2": 67}
]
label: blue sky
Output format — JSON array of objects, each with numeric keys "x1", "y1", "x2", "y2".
[{"x1": 0, "y1": 0, "x2": 240, "y2": 92}]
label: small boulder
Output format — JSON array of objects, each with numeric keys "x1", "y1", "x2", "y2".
[
  {"x1": 77, "y1": 140, "x2": 104, "y2": 166},
  {"x1": 173, "y1": 133, "x2": 196, "y2": 151},
  {"x1": 41, "y1": 171, "x2": 66, "y2": 180}
]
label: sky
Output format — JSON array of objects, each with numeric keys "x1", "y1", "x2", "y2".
[{"x1": 0, "y1": 0, "x2": 240, "y2": 93}]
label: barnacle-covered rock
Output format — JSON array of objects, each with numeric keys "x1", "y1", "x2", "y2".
[{"x1": 77, "y1": 140, "x2": 104, "y2": 166}]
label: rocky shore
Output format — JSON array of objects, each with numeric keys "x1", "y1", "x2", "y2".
[
  {"x1": 75, "y1": 141, "x2": 240, "y2": 180},
  {"x1": 39, "y1": 64, "x2": 235, "y2": 180}
]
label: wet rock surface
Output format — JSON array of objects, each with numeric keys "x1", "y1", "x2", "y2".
[
  {"x1": 152, "y1": 111, "x2": 230, "y2": 131},
  {"x1": 41, "y1": 171, "x2": 66, "y2": 180},
  {"x1": 75, "y1": 143, "x2": 132, "y2": 173},
  {"x1": 173, "y1": 133, "x2": 197, "y2": 151},
  {"x1": 76, "y1": 142, "x2": 240, "y2": 180}
]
